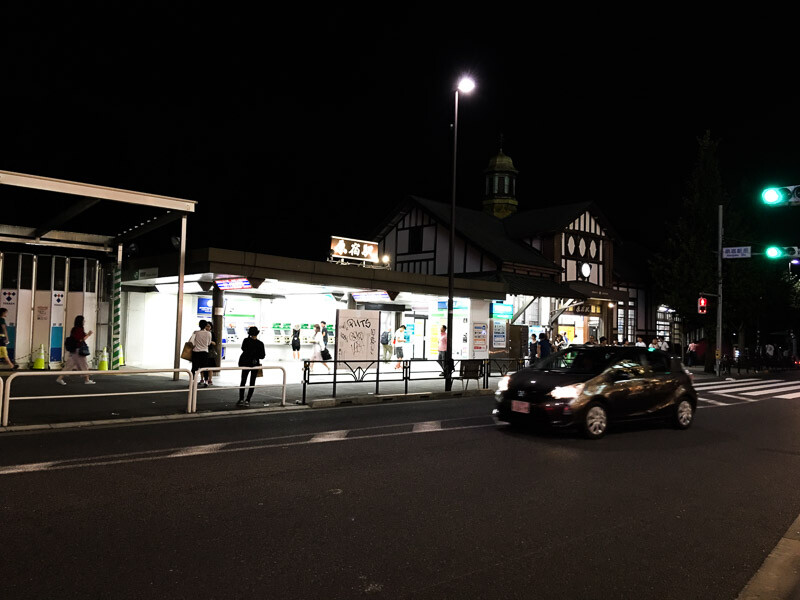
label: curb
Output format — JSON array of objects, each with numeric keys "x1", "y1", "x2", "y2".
[
  {"x1": 305, "y1": 387, "x2": 491, "y2": 408},
  {"x1": 737, "y1": 513, "x2": 800, "y2": 600}
]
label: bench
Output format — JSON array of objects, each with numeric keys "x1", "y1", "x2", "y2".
[{"x1": 454, "y1": 359, "x2": 484, "y2": 390}]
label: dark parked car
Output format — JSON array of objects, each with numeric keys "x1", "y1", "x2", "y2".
[{"x1": 493, "y1": 345, "x2": 697, "y2": 439}]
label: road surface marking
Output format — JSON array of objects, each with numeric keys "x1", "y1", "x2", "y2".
[
  {"x1": 695, "y1": 380, "x2": 784, "y2": 393},
  {"x1": 698, "y1": 397, "x2": 728, "y2": 406},
  {"x1": 412, "y1": 421, "x2": 442, "y2": 432},
  {"x1": 0, "y1": 419, "x2": 497, "y2": 476},
  {"x1": 168, "y1": 443, "x2": 227, "y2": 457},
  {"x1": 309, "y1": 430, "x2": 349, "y2": 443},
  {"x1": 693, "y1": 378, "x2": 760, "y2": 389},
  {"x1": 742, "y1": 384, "x2": 800, "y2": 397},
  {"x1": 774, "y1": 391, "x2": 800, "y2": 399}
]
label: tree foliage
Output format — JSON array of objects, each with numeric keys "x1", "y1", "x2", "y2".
[{"x1": 650, "y1": 130, "x2": 792, "y2": 362}]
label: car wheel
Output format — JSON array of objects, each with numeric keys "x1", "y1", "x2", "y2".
[
  {"x1": 673, "y1": 398, "x2": 694, "y2": 430},
  {"x1": 583, "y1": 402, "x2": 608, "y2": 439}
]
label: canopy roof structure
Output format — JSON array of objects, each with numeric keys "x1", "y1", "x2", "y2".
[
  {"x1": 0, "y1": 169, "x2": 196, "y2": 376},
  {"x1": 0, "y1": 170, "x2": 195, "y2": 254}
]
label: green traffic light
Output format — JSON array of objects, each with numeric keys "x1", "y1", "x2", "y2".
[
  {"x1": 762, "y1": 188, "x2": 781, "y2": 204},
  {"x1": 766, "y1": 246, "x2": 783, "y2": 259}
]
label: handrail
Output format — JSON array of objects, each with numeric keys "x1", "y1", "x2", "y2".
[
  {"x1": 2, "y1": 368, "x2": 193, "y2": 427},
  {"x1": 194, "y1": 366, "x2": 287, "y2": 412}
]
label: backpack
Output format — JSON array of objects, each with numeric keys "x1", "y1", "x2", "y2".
[
  {"x1": 65, "y1": 335, "x2": 77, "y2": 352},
  {"x1": 380, "y1": 331, "x2": 390, "y2": 345}
]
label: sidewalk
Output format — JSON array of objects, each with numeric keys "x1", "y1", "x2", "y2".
[
  {"x1": 0, "y1": 359, "x2": 492, "y2": 430},
  {"x1": 0, "y1": 360, "x2": 742, "y2": 432}
]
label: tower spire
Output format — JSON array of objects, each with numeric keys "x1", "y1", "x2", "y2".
[{"x1": 482, "y1": 141, "x2": 518, "y2": 219}]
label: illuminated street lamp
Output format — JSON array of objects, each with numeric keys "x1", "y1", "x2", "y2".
[{"x1": 446, "y1": 75, "x2": 475, "y2": 391}]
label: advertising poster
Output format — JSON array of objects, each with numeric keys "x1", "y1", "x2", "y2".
[
  {"x1": 473, "y1": 323, "x2": 487, "y2": 352},
  {"x1": 492, "y1": 320, "x2": 506, "y2": 348},
  {"x1": 336, "y1": 309, "x2": 379, "y2": 361}
]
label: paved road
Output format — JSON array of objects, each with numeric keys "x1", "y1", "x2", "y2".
[{"x1": 1, "y1": 391, "x2": 800, "y2": 599}]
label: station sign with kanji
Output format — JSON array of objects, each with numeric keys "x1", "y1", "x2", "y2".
[{"x1": 330, "y1": 236, "x2": 379, "y2": 263}]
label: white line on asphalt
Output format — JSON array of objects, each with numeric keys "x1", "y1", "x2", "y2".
[
  {"x1": 742, "y1": 384, "x2": 800, "y2": 397},
  {"x1": 699, "y1": 397, "x2": 729, "y2": 406},
  {"x1": 0, "y1": 460, "x2": 59, "y2": 474},
  {"x1": 168, "y1": 443, "x2": 227, "y2": 457},
  {"x1": 412, "y1": 421, "x2": 442, "y2": 432},
  {"x1": 695, "y1": 380, "x2": 785, "y2": 394},
  {"x1": 774, "y1": 391, "x2": 800, "y2": 399},
  {"x1": 0, "y1": 420, "x2": 497, "y2": 476},
  {"x1": 309, "y1": 430, "x2": 349, "y2": 443},
  {"x1": 693, "y1": 378, "x2": 761, "y2": 388}
]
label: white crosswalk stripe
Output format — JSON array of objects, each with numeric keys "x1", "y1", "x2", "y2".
[
  {"x1": 695, "y1": 379, "x2": 784, "y2": 393},
  {"x1": 693, "y1": 378, "x2": 761, "y2": 389},
  {"x1": 742, "y1": 384, "x2": 800, "y2": 397},
  {"x1": 693, "y1": 377, "x2": 800, "y2": 406},
  {"x1": 698, "y1": 397, "x2": 729, "y2": 406}
]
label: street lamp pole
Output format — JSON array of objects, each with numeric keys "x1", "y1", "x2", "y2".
[{"x1": 446, "y1": 76, "x2": 474, "y2": 391}]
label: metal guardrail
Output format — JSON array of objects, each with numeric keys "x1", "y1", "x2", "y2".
[
  {"x1": 300, "y1": 357, "x2": 527, "y2": 402},
  {"x1": 1, "y1": 368, "x2": 194, "y2": 427},
  {"x1": 194, "y1": 366, "x2": 287, "y2": 412}
]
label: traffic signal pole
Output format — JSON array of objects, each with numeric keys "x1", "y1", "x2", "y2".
[{"x1": 716, "y1": 204, "x2": 723, "y2": 377}]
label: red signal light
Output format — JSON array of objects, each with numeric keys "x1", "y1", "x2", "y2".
[{"x1": 698, "y1": 297, "x2": 708, "y2": 314}]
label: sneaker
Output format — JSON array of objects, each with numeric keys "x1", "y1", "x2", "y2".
[
  {"x1": 56, "y1": 379, "x2": 66, "y2": 385},
  {"x1": 12, "y1": 364, "x2": 19, "y2": 370},
  {"x1": 85, "y1": 380, "x2": 96, "y2": 385}
]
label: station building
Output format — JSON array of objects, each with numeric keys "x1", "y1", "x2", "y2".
[{"x1": 0, "y1": 149, "x2": 680, "y2": 372}]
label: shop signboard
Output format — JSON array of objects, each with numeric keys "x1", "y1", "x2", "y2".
[
  {"x1": 493, "y1": 320, "x2": 506, "y2": 348},
  {"x1": 330, "y1": 236, "x2": 379, "y2": 263},
  {"x1": 490, "y1": 301, "x2": 513, "y2": 319},
  {"x1": 437, "y1": 300, "x2": 467, "y2": 310},
  {"x1": 216, "y1": 278, "x2": 251, "y2": 290},
  {"x1": 197, "y1": 297, "x2": 212, "y2": 317},
  {"x1": 351, "y1": 290, "x2": 390, "y2": 301},
  {"x1": 335, "y1": 309, "x2": 379, "y2": 361},
  {"x1": 473, "y1": 323, "x2": 487, "y2": 352}
]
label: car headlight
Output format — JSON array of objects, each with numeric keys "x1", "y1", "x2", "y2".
[
  {"x1": 549, "y1": 383, "x2": 585, "y2": 400},
  {"x1": 497, "y1": 375, "x2": 511, "y2": 392}
]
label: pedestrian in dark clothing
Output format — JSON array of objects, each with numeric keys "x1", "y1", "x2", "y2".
[
  {"x1": 537, "y1": 332, "x2": 552, "y2": 359},
  {"x1": 237, "y1": 326, "x2": 265, "y2": 407}
]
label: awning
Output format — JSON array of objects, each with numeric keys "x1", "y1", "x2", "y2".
[{"x1": 566, "y1": 281, "x2": 628, "y2": 303}]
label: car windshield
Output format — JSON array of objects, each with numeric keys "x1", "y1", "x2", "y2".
[{"x1": 534, "y1": 348, "x2": 619, "y2": 375}]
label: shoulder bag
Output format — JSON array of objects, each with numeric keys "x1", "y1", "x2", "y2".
[
  {"x1": 181, "y1": 333, "x2": 196, "y2": 361},
  {"x1": 78, "y1": 341, "x2": 91, "y2": 356}
]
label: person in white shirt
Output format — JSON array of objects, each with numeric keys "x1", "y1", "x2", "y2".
[
  {"x1": 635, "y1": 336, "x2": 646, "y2": 347},
  {"x1": 658, "y1": 336, "x2": 670, "y2": 352},
  {"x1": 310, "y1": 324, "x2": 330, "y2": 373},
  {"x1": 393, "y1": 325, "x2": 407, "y2": 370},
  {"x1": 189, "y1": 320, "x2": 215, "y2": 387}
]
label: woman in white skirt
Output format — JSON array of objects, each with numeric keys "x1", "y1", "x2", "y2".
[
  {"x1": 310, "y1": 324, "x2": 330, "y2": 373},
  {"x1": 56, "y1": 315, "x2": 95, "y2": 385}
]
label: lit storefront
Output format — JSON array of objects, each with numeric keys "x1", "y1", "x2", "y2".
[{"x1": 120, "y1": 247, "x2": 505, "y2": 369}]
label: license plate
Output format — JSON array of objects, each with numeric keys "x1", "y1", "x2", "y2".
[{"x1": 511, "y1": 400, "x2": 530, "y2": 413}]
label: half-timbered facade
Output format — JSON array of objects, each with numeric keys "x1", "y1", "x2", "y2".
[{"x1": 372, "y1": 146, "x2": 678, "y2": 347}]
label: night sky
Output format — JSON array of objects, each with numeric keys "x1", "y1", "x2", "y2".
[{"x1": 3, "y1": 7, "x2": 800, "y2": 261}]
